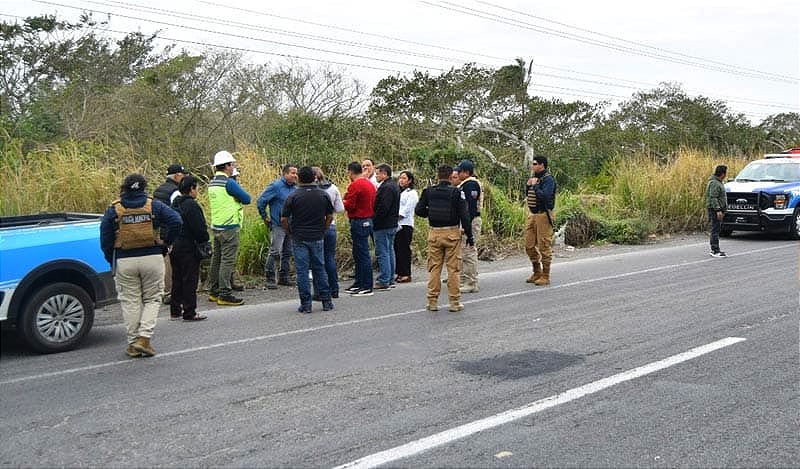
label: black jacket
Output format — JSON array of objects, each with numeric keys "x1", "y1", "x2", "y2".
[
  {"x1": 153, "y1": 178, "x2": 179, "y2": 205},
  {"x1": 373, "y1": 178, "x2": 400, "y2": 230},
  {"x1": 171, "y1": 195, "x2": 210, "y2": 255}
]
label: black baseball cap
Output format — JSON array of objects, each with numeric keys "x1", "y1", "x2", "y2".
[
  {"x1": 455, "y1": 159, "x2": 474, "y2": 173},
  {"x1": 167, "y1": 163, "x2": 186, "y2": 175}
]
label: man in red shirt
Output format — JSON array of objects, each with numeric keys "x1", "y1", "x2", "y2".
[{"x1": 343, "y1": 161, "x2": 376, "y2": 296}]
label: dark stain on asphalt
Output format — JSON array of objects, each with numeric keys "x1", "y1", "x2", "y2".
[{"x1": 455, "y1": 350, "x2": 584, "y2": 379}]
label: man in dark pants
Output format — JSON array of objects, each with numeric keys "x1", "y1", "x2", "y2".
[
  {"x1": 281, "y1": 166, "x2": 334, "y2": 313},
  {"x1": 415, "y1": 165, "x2": 474, "y2": 312},
  {"x1": 706, "y1": 164, "x2": 728, "y2": 257},
  {"x1": 343, "y1": 161, "x2": 376, "y2": 296},
  {"x1": 153, "y1": 163, "x2": 186, "y2": 304}
]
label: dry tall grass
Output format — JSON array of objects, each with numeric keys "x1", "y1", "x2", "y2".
[{"x1": 607, "y1": 149, "x2": 749, "y2": 232}]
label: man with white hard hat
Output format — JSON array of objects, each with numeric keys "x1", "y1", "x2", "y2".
[{"x1": 207, "y1": 150, "x2": 251, "y2": 306}]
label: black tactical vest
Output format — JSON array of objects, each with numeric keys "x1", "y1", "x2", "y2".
[
  {"x1": 153, "y1": 179, "x2": 179, "y2": 205},
  {"x1": 427, "y1": 184, "x2": 461, "y2": 226}
]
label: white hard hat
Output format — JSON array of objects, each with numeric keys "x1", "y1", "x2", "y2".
[{"x1": 212, "y1": 150, "x2": 236, "y2": 167}]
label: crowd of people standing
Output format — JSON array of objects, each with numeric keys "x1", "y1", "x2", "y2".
[{"x1": 100, "y1": 151, "x2": 564, "y2": 358}]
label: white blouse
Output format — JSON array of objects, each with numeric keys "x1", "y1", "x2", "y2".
[{"x1": 398, "y1": 187, "x2": 419, "y2": 228}]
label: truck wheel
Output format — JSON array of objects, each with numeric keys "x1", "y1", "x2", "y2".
[
  {"x1": 790, "y1": 209, "x2": 800, "y2": 240},
  {"x1": 18, "y1": 282, "x2": 94, "y2": 353}
]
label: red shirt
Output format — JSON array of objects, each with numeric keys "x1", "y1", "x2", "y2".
[{"x1": 344, "y1": 177, "x2": 376, "y2": 219}]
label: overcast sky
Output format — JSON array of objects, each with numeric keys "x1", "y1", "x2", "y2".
[{"x1": 4, "y1": 0, "x2": 799, "y2": 123}]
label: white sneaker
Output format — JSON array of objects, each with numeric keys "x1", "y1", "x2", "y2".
[{"x1": 710, "y1": 251, "x2": 727, "y2": 258}]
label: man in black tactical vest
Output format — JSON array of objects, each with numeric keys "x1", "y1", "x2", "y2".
[
  {"x1": 525, "y1": 155, "x2": 557, "y2": 286},
  {"x1": 415, "y1": 165, "x2": 474, "y2": 312}
]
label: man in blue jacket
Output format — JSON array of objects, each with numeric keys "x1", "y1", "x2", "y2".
[
  {"x1": 257, "y1": 164, "x2": 298, "y2": 289},
  {"x1": 100, "y1": 173, "x2": 182, "y2": 358}
]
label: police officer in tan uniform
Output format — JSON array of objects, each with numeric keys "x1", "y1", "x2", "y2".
[
  {"x1": 415, "y1": 165, "x2": 474, "y2": 312},
  {"x1": 100, "y1": 174, "x2": 182, "y2": 358},
  {"x1": 525, "y1": 155, "x2": 557, "y2": 286}
]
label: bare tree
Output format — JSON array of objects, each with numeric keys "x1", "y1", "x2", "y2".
[{"x1": 270, "y1": 61, "x2": 367, "y2": 117}]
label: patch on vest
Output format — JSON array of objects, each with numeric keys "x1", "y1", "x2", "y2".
[{"x1": 113, "y1": 200, "x2": 158, "y2": 250}]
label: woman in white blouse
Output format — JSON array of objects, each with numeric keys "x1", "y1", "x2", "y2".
[{"x1": 394, "y1": 170, "x2": 419, "y2": 283}]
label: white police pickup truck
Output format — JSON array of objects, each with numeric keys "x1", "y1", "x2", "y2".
[
  {"x1": 0, "y1": 213, "x2": 117, "y2": 353},
  {"x1": 723, "y1": 148, "x2": 800, "y2": 239}
]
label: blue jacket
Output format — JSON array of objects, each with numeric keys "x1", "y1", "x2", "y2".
[
  {"x1": 99, "y1": 191, "x2": 182, "y2": 265},
  {"x1": 257, "y1": 177, "x2": 296, "y2": 226}
]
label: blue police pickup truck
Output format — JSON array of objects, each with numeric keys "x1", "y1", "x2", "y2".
[
  {"x1": 0, "y1": 213, "x2": 116, "y2": 353},
  {"x1": 723, "y1": 148, "x2": 800, "y2": 239}
]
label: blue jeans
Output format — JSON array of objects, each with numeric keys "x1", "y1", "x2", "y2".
[
  {"x1": 317, "y1": 225, "x2": 339, "y2": 295},
  {"x1": 350, "y1": 218, "x2": 373, "y2": 290},
  {"x1": 373, "y1": 227, "x2": 397, "y2": 285},
  {"x1": 293, "y1": 239, "x2": 329, "y2": 307}
]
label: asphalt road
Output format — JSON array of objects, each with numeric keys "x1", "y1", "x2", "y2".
[{"x1": 0, "y1": 233, "x2": 797, "y2": 468}]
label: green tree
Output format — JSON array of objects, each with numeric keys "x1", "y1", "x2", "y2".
[
  {"x1": 758, "y1": 113, "x2": 800, "y2": 151},
  {"x1": 1, "y1": 14, "x2": 161, "y2": 145}
]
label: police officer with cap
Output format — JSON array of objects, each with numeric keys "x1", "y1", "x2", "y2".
[
  {"x1": 415, "y1": 165, "x2": 474, "y2": 312},
  {"x1": 455, "y1": 159, "x2": 483, "y2": 293},
  {"x1": 100, "y1": 173, "x2": 182, "y2": 358}
]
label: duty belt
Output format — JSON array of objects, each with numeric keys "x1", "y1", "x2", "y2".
[{"x1": 430, "y1": 225, "x2": 460, "y2": 230}]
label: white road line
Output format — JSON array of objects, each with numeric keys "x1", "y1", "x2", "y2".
[
  {"x1": 1, "y1": 243, "x2": 787, "y2": 386},
  {"x1": 333, "y1": 337, "x2": 747, "y2": 469}
]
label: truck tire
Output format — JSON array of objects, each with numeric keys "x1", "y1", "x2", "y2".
[
  {"x1": 790, "y1": 208, "x2": 800, "y2": 240},
  {"x1": 17, "y1": 282, "x2": 94, "y2": 353}
]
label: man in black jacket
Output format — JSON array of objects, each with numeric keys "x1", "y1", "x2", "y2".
[
  {"x1": 170, "y1": 175, "x2": 209, "y2": 321},
  {"x1": 415, "y1": 165, "x2": 473, "y2": 312},
  {"x1": 373, "y1": 163, "x2": 400, "y2": 290},
  {"x1": 153, "y1": 163, "x2": 186, "y2": 303}
]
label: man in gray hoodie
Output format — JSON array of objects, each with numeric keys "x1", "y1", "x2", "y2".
[{"x1": 705, "y1": 165, "x2": 728, "y2": 257}]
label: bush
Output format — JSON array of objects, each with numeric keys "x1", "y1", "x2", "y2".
[{"x1": 597, "y1": 217, "x2": 654, "y2": 244}]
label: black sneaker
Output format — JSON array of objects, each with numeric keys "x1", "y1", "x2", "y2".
[
  {"x1": 278, "y1": 278, "x2": 295, "y2": 287},
  {"x1": 217, "y1": 294, "x2": 244, "y2": 306},
  {"x1": 297, "y1": 304, "x2": 312, "y2": 314},
  {"x1": 331, "y1": 291, "x2": 339, "y2": 299},
  {"x1": 350, "y1": 288, "x2": 373, "y2": 296},
  {"x1": 322, "y1": 300, "x2": 334, "y2": 311},
  {"x1": 345, "y1": 285, "x2": 361, "y2": 293},
  {"x1": 183, "y1": 314, "x2": 207, "y2": 321}
]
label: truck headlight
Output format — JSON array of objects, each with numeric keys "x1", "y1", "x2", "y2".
[{"x1": 775, "y1": 194, "x2": 787, "y2": 209}]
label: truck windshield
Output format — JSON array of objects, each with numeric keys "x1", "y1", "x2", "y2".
[{"x1": 735, "y1": 162, "x2": 800, "y2": 182}]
